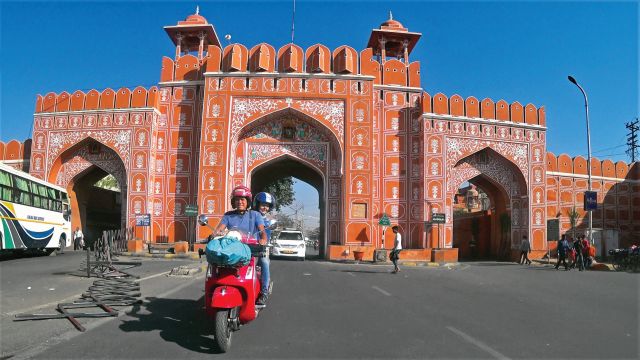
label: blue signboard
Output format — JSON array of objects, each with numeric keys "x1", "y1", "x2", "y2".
[
  {"x1": 584, "y1": 191, "x2": 597, "y2": 211},
  {"x1": 136, "y1": 214, "x2": 151, "y2": 226}
]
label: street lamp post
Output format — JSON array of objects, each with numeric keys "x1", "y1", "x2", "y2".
[{"x1": 568, "y1": 75, "x2": 593, "y2": 244}]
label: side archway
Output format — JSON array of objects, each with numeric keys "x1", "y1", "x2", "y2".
[
  {"x1": 447, "y1": 147, "x2": 528, "y2": 260},
  {"x1": 48, "y1": 138, "x2": 129, "y2": 247}
]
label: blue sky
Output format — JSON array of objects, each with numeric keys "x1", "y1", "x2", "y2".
[{"x1": 1, "y1": 1, "x2": 637, "y2": 223}]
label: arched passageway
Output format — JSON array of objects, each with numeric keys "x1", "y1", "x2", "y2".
[
  {"x1": 250, "y1": 156, "x2": 325, "y2": 258},
  {"x1": 49, "y1": 139, "x2": 128, "y2": 248},
  {"x1": 450, "y1": 148, "x2": 528, "y2": 260},
  {"x1": 72, "y1": 168, "x2": 123, "y2": 248}
]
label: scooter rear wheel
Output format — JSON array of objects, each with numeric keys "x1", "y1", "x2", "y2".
[{"x1": 214, "y1": 309, "x2": 232, "y2": 352}]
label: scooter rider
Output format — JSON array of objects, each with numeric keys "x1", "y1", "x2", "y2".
[
  {"x1": 253, "y1": 192, "x2": 276, "y2": 305},
  {"x1": 214, "y1": 185, "x2": 268, "y2": 254}
]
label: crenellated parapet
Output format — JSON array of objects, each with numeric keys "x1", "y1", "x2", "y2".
[
  {"x1": 546, "y1": 152, "x2": 638, "y2": 180},
  {"x1": 0, "y1": 139, "x2": 32, "y2": 172},
  {"x1": 158, "y1": 43, "x2": 421, "y2": 87},
  {"x1": 545, "y1": 152, "x2": 639, "y2": 248},
  {"x1": 34, "y1": 86, "x2": 159, "y2": 114},
  {"x1": 421, "y1": 92, "x2": 546, "y2": 126}
]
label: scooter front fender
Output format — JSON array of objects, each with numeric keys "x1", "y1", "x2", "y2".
[{"x1": 211, "y1": 286, "x2": 244, "y2": 309}]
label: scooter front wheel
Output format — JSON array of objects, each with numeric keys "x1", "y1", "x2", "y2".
[{"x1": 214, "y1": 309, "x2": 233, "y2": 352}]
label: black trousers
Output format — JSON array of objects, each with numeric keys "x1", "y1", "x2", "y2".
[
  {"x1": 555, "y1": 254, "x2": 568, "y2": 269},
  {"x1": 519, "y1": 251, "x2": 531, "y2": 264}
]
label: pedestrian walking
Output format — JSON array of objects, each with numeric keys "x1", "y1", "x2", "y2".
[
  {"x1": 390, "y1": 225, "x2": 402, "y2": 273},
  {"x1": 519, "y1": 235, "x2": 532, "y2": 265},
  {"x1": 581, "y1": 235, "x2": 590, "y2": 269},
  {"x1": 571, "y1": 235, "x2": 585, "y2": 271},
  {"x1": 73, "y1": 227, "x2": 84, "y2": 251},
  {"x1": 555, "y1": 234, "x2": 570, "y2": 270}
]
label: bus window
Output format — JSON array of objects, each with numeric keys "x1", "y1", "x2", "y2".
[
  {"x1": 18, "y1": 191, "x2": 32, "y2": 206},
  {"x1": 0, "y1": 170, "x2": 12, "y2": 201},
  {"x1": 33, "y1": 196, "x2": 42, "y2": 208}
]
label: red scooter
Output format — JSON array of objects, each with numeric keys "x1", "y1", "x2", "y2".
[{"x1": 197, "y1": 215, "x2": 273, "y2": 352}]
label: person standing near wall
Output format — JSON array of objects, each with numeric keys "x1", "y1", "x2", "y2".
[
  {"x1": 390, "y1": 225, "x2": 402, "y2": 273},
  {"x1": 73, "y1": 227, "x2": 83, "y2": 251}
]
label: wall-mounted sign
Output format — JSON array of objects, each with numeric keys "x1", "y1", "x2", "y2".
[{"x1": 135, "y1": 214, "x2": 151, "y2": 227}]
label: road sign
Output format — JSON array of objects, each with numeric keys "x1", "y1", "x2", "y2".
[
  {"x1": 431, "y1": 213, "x2": 446, "y2": 224},
  {"x1": 584, "y1": 191, "x2": 597, "y2": 211},
  {"x1": 378, "y1": 213, "x2": 391, "y2": 226},
  {"x1": 135, "y1": 214, "x2": 151, "y2": 227},
  {"x1": 185, "y1": 204, "x2": 198, "y2": 217}
]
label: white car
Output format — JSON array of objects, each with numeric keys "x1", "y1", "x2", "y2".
[{"x1": 272, "y1": 229, "x2": 306, "y2": 260}]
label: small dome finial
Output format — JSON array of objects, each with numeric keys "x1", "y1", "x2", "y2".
[
  {"x1": 389, "y1": 10, "x2": 393, "y2": 20},
  {"x1": 196, "y1": 5, "x2": 200, "y2": 15}
]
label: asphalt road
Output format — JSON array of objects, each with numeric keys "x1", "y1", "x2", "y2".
[
  {"x1": 3, "y1": 255, "x2": 636, "y2": 360},
  {"x1": 0, "y1": 251, "x2": 204, "y2": 359}
]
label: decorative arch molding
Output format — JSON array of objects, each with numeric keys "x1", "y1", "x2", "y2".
[
  {"x1": 46, "y1": 130, "x2": 132, "y2": 173},
  {"x1": 230, "y1": 97, "x2": 345, "y2": 146},
  {"x1": 230, "y1": 105, "x2": 344, "y2": 176},
  {"x1": 55, "y1": 145, "x2": 127, "y2": 191},
  {"x1": 246, "y1": 143, "x2": 329, "y2": 174},
  {"x1": 448, "y1": 148, "x2": 527, "y2": 197},
  {"x1": 445, "y1": 137, "x2": 529, "y2": 184}
]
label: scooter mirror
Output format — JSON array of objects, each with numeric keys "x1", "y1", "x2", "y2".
[
  {"x1": 269, "y1": 219, "x2": 278, "y2": 230},
  {"x1": 197, "y1": 214, "x2": 209, "y2": 226}
]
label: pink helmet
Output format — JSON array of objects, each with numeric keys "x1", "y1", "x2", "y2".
[{"x1": 230, "y1": 185, "x2": 252, "y2": 208}]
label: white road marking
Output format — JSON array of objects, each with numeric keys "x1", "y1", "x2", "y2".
[
  {"x1": 447, "y1": 326, "x2": 511, "y2": 360},
  {"x1": 372, "y1": 286, "x2": 391, "y2": 296},
  {"x1": 347, "y1": 272, "x2": 356, "y2": 277}
]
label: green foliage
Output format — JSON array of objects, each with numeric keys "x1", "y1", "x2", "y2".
[
  {"x1": 94, "y1": 175, "x2": 120, "y2": 192},
  {"x1": 262, "y1": 177, "x2": 295, "y2": 211},
  {"x1": 274, "y1": 212, "x2": 295, "y2": 229},
  {"x1": 567, "y1": 206, "x2": 580, "y2": 236}
]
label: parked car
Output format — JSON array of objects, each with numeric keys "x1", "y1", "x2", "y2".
[{"x1": 272, "y1": 229, "x2": 306, "y2": 260}]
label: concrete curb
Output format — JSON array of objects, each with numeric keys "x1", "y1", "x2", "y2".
[
  {"x1": 532, "y1": 259, "x2": 614, "y2": 271},
  {"x1": 326, "y1": 259, "x2": 459, "y2": 267},
  {"x1": 122, "y1": 251, "x2": 201, "y2": 260}
]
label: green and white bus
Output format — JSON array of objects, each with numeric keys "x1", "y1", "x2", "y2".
[{"x1": 0, "y1": 163, "x2": 71, "y2": 253}]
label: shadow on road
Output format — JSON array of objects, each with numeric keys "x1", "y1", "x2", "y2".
[{"x1": 119, "y1": 296, "x2": 222, "y2": 354}]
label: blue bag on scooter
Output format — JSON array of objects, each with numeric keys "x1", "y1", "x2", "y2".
[{"x1": 205, "y1": 236, "x2": 251, "y2": 266}]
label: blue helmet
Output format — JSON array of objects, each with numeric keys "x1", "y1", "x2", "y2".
[{"x1": 253, "y1": 192, "x2": 276, "y2": 212}]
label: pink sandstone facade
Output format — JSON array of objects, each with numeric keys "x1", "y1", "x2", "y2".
[{"x1": 2, "y1": 11, "x2": 638, "y2": 260}]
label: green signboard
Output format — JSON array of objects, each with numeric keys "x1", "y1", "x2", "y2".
[
  {"x1": 378, "y1": 213, "x2": 391, "y2": 226},
  {"x1": 185, "y1": 204, "x2": 198, "y2": 217},
  {"x1": 431, "y1": 213, "x2": 446, "y2": 224}
]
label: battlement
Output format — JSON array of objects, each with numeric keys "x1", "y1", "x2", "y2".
[
  {"x1": 0, "y1": 139, "x2": 32, "y2": 172},
  {"x1": 546, "y1": 152, "x2": 639, "y2": 180},
  {"x1": 421, "y1": 92, "x2": 546, "y2": 127},
  {"x1": 34, "y1": 86, "x2": 159, "y2": 114},
  {"x1": 159, "y1": 43, "x2": 421, "y2": 88}
]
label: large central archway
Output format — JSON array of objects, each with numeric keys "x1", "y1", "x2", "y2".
[{"x1": 231, "y1": 108, "x2": 343, "y2": 258}]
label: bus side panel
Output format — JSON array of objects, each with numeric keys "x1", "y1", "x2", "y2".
[{"x1": 0, "y1": 201, "x2": 66, "y2": 250}]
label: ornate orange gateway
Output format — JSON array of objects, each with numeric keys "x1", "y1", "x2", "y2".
[{"x1": 2, "y1": 11, "x2": 637, "y2": 260}]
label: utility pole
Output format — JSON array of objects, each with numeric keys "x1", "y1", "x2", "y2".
[{"x1": 626, "y1": 119, "x2": 639, "y2": 162}]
